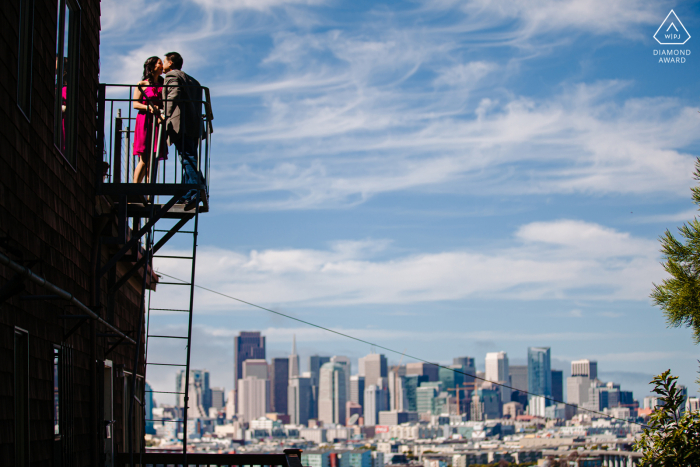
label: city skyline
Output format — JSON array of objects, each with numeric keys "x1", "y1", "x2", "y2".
[
  {"x1": 102, "y1": 0, "x2": 700, "y2": 410},
  {"x1": 154, "y1": 332, "x2": 663, "y2": 423}
]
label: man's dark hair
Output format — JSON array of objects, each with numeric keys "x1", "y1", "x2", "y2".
[{"x1": 165, "y1": 52, "x2": 183, "y2": 70}]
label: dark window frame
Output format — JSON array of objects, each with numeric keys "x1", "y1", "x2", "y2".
[
  {"x1": 17, "y1": 0, "x2": 35, "y2": 120},
  {"x1": 53, "y1": 343, "x2": 74, "y2": 466},
  {"x1": 15, "y1": 327, "x2": 29, "y2": 467},
  {"x1": 53, "y1": 0, "x2": 81, "y2": 169}
]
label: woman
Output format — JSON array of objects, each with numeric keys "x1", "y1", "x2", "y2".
[{"x1": 132, "y1": 56, "x2": 168, "y2": 183}]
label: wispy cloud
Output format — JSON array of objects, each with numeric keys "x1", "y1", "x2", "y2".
[{"x1": 150, "y1": 219, "x2": 662, "y2": 310}]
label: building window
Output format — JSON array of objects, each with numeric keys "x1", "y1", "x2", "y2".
[
  {"x1": 53, "y1": 347, "x2": 60, "y2": 439},
  {"x1": 17, "y1": 0, "x2": 35, "y2": 119},
  {"x1": 15, "y1": 328, "x2": 29, "y2": 467},
  {"x1": 53, "y1": 0, "x2": 80, "y2": 166},
  {"x1": 54, "y1": 344, "x2": 74, "y2": 466}
]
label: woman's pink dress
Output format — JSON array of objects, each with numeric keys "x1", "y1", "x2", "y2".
[{"x1": 133, "y1": 84, "x2": 168, "y2": 160}]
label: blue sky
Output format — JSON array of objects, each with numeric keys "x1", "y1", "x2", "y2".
[{"x1": 100, "y1": 0, "x2": 700, "y2": 404}]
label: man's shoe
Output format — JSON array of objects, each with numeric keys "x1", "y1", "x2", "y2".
[{"x1": 184, "y1": 196, "x2": 199, "y2": 211}]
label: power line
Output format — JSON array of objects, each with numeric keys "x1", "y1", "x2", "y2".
[{"x1": 156, "y1": 270, "x2": 647, "y2": 427}]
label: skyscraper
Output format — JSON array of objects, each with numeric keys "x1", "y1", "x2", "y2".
[
  {"x1": 235, "y1": 331, "x2": 266, "y2": 380},
  {"x1": 388, "y1": 368, "x2": 406, "y2": 411},
  {"x1": 350, "y1": 375, "x2": 365, "y2": 407},
  {"x1": 527, "y1": 347, "x2": 552, "y2": 407},
  {"x1": 318, "y1": 362, "x2": 347, "y2": 425},
  {"x1": 145, "y1": 381, "x2": 155, "y2": 435},
  {"x1": 485, "y1": 351, "x2": 510, "y2": 402},
  {"x1": 237, "y1": 376, "x2": 269, "y2": 423},
  {"x1": 175, "y1": 369, "x2": 211, "y2": 413},
  {"x1": 288, "y1": 376, "x2": 312, "y2": 425},
  {"x1": 571, "y1": 359, "x2": 597, "y2": 379},
  {"x1": 364, "y1": 383, "x2": 389, "y2": 425},
  {"x1": 509, "y1": 365, "x2": 528, "y2": 392},
  {"x1": 289, "y1": 335, "x2": 300, "y2": 379},
  {"x1": 453, "y1": 357, "x2": 476, "y2": 383},
  {"x1": 271, "y1": 357, "x2": 290, "y2": 415},
  {"x1": 361, "y1": 354, "x2": 388, "y2": 388},
  {"x1": 405, "y1": 362, "x2": 438, "y2": 382},
  {"x1": 551, "y1": 370, "x2": 563, "y2": 403},
  {"x1": 308, "y1": 355, "x2": 330, "y2": 420},
  {"x1": 308, "y1": 355, "x2": 331, "y2": 386},
  {"x1": 210, "y1": 387, "x2": 225, "y2": 410},
  {"x1": 567, "y1": 359, "x2": 597, "y2": 406},
  {"x1": 331, "y1": 355, "x2": 351, "y2": 407},
  {"x1": 242, "y1": 359, "x2": 268, "y2": 379}
]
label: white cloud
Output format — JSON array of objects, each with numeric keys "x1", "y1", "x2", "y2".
[
  {"x1": 424, "y1": 0, "x2": 659, "y2": 41},
  {"x1": 189, "y1": 0, "x2": 325, "y2": 12},
  {"x1": 212, "y1": 80, "x2": 697, "y2": 209},
  {"x1": 150, "y1": 219, "x2": 662, "y2": 310}
]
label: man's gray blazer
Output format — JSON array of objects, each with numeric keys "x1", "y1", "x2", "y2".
[{"x1": 162, "y1": 69, "x2": 203, "y2": 146}]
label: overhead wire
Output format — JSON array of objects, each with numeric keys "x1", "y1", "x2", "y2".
[{"x1": 155, "y1": 270, "x2": 648, "y2": 427}]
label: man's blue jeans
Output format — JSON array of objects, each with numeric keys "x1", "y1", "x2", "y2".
[{"x1": 174, "y1": 136, "x2": 202, "y2": 201}]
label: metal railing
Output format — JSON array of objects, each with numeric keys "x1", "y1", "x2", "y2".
[
  {"x1": 114, "y1": 448, "x2": 306, "y2": 467},
  {"x1": 98, "y1": 83, "x2": 213, "y2": 199}
]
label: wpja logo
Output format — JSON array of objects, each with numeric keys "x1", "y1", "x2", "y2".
[
  {"x1": 653, "y1": 10, "x2": 691, "y2": 63},
  {"x1": 654, "y1": 10, "x2": 690, "y2": 45}
]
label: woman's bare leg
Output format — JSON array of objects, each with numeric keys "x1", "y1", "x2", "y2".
[{"x1": 133, "y1": 158, "x2": 147, "y2": 183}]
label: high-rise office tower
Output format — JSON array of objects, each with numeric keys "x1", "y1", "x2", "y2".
[
  {"x1": 308, "y1": 355, "x2": 330, "y2": 420},
  {"x1": 470, "y1": 387, "x2": 500, "y2": 421},
  {"x1": 289, "y1": 335, "x2": 300, "y2": 379},
  {"x1": 350, "y1": 375, "x2": 365, "y2": 408},
  {"x1": 237, "y1": 376, "x2": 269, "y2": 423},
  {"x1": 145, "y1": 382, "x2": 155, "y2": 435},
  {"x1": 175, "y1": 369, "x2": 211, "y2": 413},
  {"x1": 485, "y1": 351, "x2": 511, "y2": 402},
  {"x1": 364, "y1": 383, "x2": 389, "y2": 425},
  {"x1": 485, "y1": 352, "x2": 509, "y2": 383},
  {"x1": 405, "y1": 362, "x2": 439, "y2": 382},
  {"x1": 210, "y1": 387, "x2": 225, "y2": 410},
  {"x1": 527, "y1": 347, "x2": 552, "y2": 407},
  {"x1": 331, "y1": 355, "x2": 351, "y2": 407},
  {"x1": 402, "y1": 375, "x2": 425, "y2": 412},
  {"x1": 567, "y1": 359, "x2": 597, "y2": 406},
  {"x1": 509, "y1": 365, "x2": 528, "y2": 392},
  {"x1": 308, "y1": 355, "x2": 331, "y2": 386},
  {"x1": 271, "y1": 357, "x2": 290, "y2": 414},
  {"x1": 388, "y1": 368, "x2": 406, "y2": 411},
  {"x1": 242, "y1": 359, "x2": 268, "y2": 379},
  {"x1": 360, "y1": 354, "x2": 388, "y2": 388},
  {"x1": 551, "y1": 370, "x2": 563, "y2": 403},
  {"x1": 318, "y1": 362, "x2": 347, "y2": 425},
  {"x1": 234, "y1": 331, "x2": 266, "y2": 381},
  {"x1": 288, "y1": 376, "x2": 312, "y2": 425},
  {"x1": 438, "y1": 364, "x2": 464, "y2": 391},
  {"x1": 453, "y1": 357, "x2": 476, "y2": 383},
  {"x1": 571, "y1": 359, "x2": 597, "y2": 379}
]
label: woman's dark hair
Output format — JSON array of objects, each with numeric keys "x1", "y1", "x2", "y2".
[{"x1": 142, "y1": 56, "x2": 162, "y2": 84}]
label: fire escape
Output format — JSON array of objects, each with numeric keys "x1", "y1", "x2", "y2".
[
  {"x1": 96, "y1": 83, "x2": 305, "y2": 467},
  {"x1": 96, "y1": 82, "x2": 211, "y2": 464}
]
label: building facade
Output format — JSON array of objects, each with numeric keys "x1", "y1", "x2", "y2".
[
  {"x1": 319, "y1": 362, "x2": 347, "y2": 426},
  {"x1": 271, "y1": 357, "x2": 290, "y2": 415},
  {"x1": 0, "y1": 0, "x2": 157, "y2": 464},
  {"x1": 527, "y1": 347, "x2": 552, "y2": 408}
]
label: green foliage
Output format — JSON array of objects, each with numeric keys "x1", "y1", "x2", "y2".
[
  {"x1": 635, "y1": 370, "x2": 700, "y2": 466},
  {"x1": 651, "y1": 159, "x2": 700, "y2": 344}
]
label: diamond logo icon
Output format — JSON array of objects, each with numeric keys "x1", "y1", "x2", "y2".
[{"x1": 654, "y1": 10, "x2": 690, "y2": 45}]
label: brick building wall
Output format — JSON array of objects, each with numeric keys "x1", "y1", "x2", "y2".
[{"x1": 0, "y1": 0, "x2": 149, "y2": 465}]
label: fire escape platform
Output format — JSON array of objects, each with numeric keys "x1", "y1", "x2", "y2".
[{"x1": 100, "y1": 183, "x2": 209, "y2": 215}]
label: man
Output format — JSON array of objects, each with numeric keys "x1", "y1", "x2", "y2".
[{"x1": 162, "y1": 52, "x2": 204, "y2": 211}]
